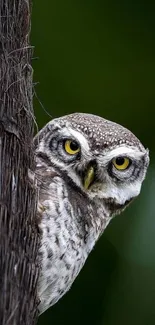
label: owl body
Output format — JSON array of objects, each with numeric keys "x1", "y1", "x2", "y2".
[
  {"x1": 36, "y1": 156, "x2": 111, "y2": 314},
  {"x1": 34, "y1": 113, "x2": 149, "y2": 314}
]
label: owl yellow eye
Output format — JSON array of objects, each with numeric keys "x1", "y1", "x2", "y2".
[
  {"x1": 64, "y1": 140, "x2": 80, "y2": 155},
  {"x1": 112, "y1": 157, "x2": 130, "y2": 170}
]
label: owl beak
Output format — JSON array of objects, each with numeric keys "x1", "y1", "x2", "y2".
[{"x1": 84, "y1": 166, "x2": 95, "y2": 190}]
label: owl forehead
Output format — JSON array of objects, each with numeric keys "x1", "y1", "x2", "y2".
[{"x1": 59, "y1": 113, "x2": 144, "y2": 151}]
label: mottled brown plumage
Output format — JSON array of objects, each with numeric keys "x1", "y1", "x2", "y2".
[{"x1": 34, "y1": 113, "x2": 149, "y2": 314}]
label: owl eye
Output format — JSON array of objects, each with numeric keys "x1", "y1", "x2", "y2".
[
  {"x1": 112, "y1": 157, "x2": 130, "y2": 170},
  {"x1": 64, "y1": 140, "x2": 80, "y2": 155}
]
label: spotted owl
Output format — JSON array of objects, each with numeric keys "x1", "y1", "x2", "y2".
[{"x1": 34, "y1": 113, "x2": 149, "y2": 315}]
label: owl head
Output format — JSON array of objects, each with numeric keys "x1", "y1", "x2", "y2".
[{"x1": 34, "y1": 113, "x2": 149, "y2": 214}]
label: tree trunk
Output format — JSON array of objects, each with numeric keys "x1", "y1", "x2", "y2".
[{"x1": 0, "y1": 0, "x2": 39, "y2": 324}]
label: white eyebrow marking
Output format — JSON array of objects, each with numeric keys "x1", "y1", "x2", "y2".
[
  {"x1": 100, "y1": 146, "x2": 145, "y2": 164},
  {"x1": 60, "y1": 127, "x2": 90, "y2": 153}
]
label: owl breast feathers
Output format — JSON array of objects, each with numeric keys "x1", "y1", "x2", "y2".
[{"x1": 34, "y1": 113, "x2": 149, "y2": 315}]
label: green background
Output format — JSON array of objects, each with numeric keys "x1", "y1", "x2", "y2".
[{"x1": 32, "y1": 1, "x2": 155, "y2": 324}]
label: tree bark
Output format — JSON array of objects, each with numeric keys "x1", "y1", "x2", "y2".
[{"x1": 0, "y1": 0, "x2": 39, "y2": 324}]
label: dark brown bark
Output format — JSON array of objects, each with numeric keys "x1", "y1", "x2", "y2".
[{"x1": 0, "y1": 0, "x2": 39, "y2": 324}]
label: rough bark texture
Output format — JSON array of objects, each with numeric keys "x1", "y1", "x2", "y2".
[{"x1": 0, "y1": 0, "x2": 39, "y2": 324}]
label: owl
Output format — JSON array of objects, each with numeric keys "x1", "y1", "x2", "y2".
[{"x1": 34, "y1": 113, "x2": 149, "y2": 315}]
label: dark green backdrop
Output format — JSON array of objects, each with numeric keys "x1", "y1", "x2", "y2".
[{"x1": 32, "y1": 1, "x2": 155, "y2": 324}]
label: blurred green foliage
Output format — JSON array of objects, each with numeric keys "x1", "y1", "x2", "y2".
[{"x1": 31, "y1": 1, "x2": 155, "y2": 324}]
